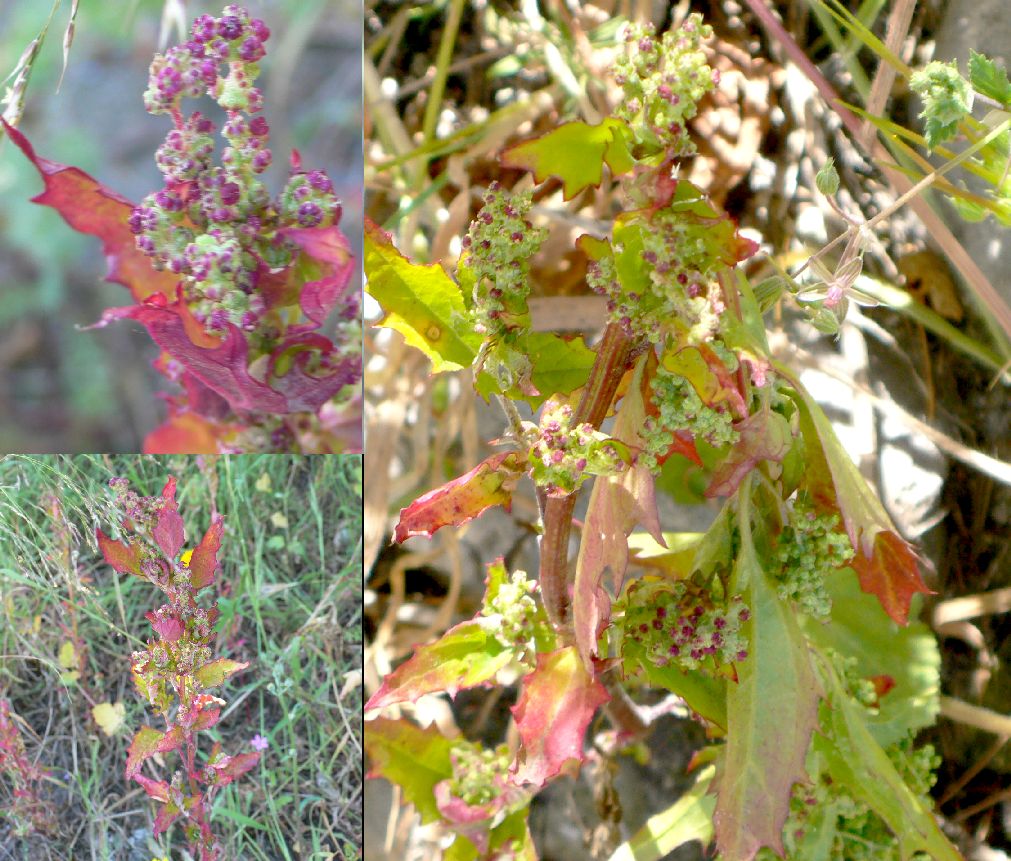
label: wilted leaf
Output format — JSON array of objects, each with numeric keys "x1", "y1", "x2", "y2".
[
  {"x1": 510, "y1": 646, "x2": 609, "y2": 788},
  {"x1": 364, "y1": 716, "x2": 454, "y2": 824},
  {"x1": 366, "y1": 620, "x2": 516, "y2": 711},
  {"x1": 92, "y1": 701, "x2": 126, "y2": 737},
  {"x1": 502, "y1": 118, "x2": 634, "y2": 199},
  {"x1": 193, "y1": 657, "x2": 248, "y2": 689},
  {"x1": 364, "y1": 219, "x2": 482, "y2": 373},
  {"x1": 394, "y1": 452, "x2": 526, "y2": 542}
]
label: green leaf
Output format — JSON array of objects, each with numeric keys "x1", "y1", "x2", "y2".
[
  {"x1": 816, "y1": 660, "x2": 962, "y2": 861},
  {"x1": 609, "y1": 766, "x2": 715, "y2": 861},
  {"x1": 193, "y1": 657, "x2": 248, "y2": 689},
  {"x1": 364, "y1": 219, "x2": 482, "y2": 372},
  {"x1": 969, "y1": 50, "x2": 1011, "y2": 107},
  {"x1": 364, "y1": 619, "x2": 516, "y2": 711},
  {"x1": 364, "y1": 717, "x2": 453, "y2": 824},
  {"x1": 714, "y1": 533, "x2": 821, "y2": 861},
  {"x1": 125, "y1": 725, "x2": 165, "y2": 779},
  {"x1": 801, "y1": 571, "x2": 940, "y2": 748},
  {"x1": 501, "y1": 118, "x2": 634, "y2": 199},
  {"x1": 624, "y1": 639, "x2": 727, "y2": 730},
  {"x1": 474, "y1": 331, "x2": 596, "y2": 408}
]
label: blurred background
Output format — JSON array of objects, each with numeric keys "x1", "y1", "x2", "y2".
[{"x1": 0, "y1": 0, "x2": 362, "y2": 452}]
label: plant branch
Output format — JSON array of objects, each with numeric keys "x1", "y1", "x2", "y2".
[{"x1": 539, "y1": 322, "x2": 634, "y2": 637}]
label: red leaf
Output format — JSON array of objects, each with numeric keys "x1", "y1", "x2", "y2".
[
  {"x1": 152, "y1": 800, "x2": 182, "y2": 837},
  {"x1": 574, "y1": 354, "x2": 666, "y2": 667},
  {"x1": 509, "y1": 647, "x2": 609, "y2": 788},
  {"x1": 2, "y1": 118, "x2": 178, "y2": 303},
  {"x1": 143, "y1": 411, "x2": 232, "y2": 454},
  {"x1": 189, "y1": 516, "x2": 223, "y2": 590},
  {"x1": 216, "y1": 751, "x2": 260, "y2": 785},
  {"x1": 133, "y1": 773, "x2": 171, "y2": 803},
  {"x1": 279, "y1": 224, "x2": 357, "y2": 326},
  {"x1": 96, "y1": 528, "x2": 143, "y2": 577},
  {"x1": 850, "y1": 530, "x2": 932, "y2": 626},
  {"x1": 146, "y1": 610, "x2": 185, "y2": 642},
  {"x1": 157, "y1": 724, "x2": 185, "y2": 754},
  {"x1": 152, "y1": 476, "x2": 185, "y2": 559},
  {"x1": 125, "y1": 726, "x2": 165, "y2": 779},
  {"x1": 394, "y1": 452, "x2": 526, "y2": 542},
  {"x1": 705, "y1": 406, "x2": 792, "y2": 498}
]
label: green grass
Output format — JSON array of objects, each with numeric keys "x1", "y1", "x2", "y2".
[{"x1": 0, "y1": 454, "x2": 362, "y2": 860}]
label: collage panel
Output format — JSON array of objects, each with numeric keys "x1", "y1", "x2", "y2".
[
  {"x1": 0, "y1": 453, "x2": 362, "y2": 858},
  {"x1": 363, "y1": 2, "x2": 1011, "y2": 861},
  {"x1": 0, "y1": 1, "x2": 362, "y2": 454}
]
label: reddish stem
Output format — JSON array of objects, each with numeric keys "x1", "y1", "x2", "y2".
[{"x1": 539, "y1": 322, "x2": 633, "y2": 636}]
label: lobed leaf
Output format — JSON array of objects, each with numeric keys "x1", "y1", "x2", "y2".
[
  {"x1": 133, "y1": 772, "x2": 171, "y2": 803},
  {"x1": 969, "y1": 50, "x2": 1011, "y2": 107},
  {"x1": 1, "y1": 118, "x2": 179, "y2": 303},
  {"x1": 394, "y1": 452, "x2": 526, "y2": 542},
  {"x1": 509, "y1": 646, "x2": 609, "y2": 788},
  {"x1": 365, "y1": 619, "x2": 516, "y2": 712},
  {"x1": 714, "y1": 538, "x2": 821, "y2": 861},
  {"x1": 502, "y1": 118, "x2": 635, "y2": 199},
  {"x1": 364, "y1": 716, "x2": 454, "y2": 824},
  {"x1": 364, "y1": 219, "x2": 482, "y2": 373},
  {"x1": 188, "y1": 516, "x2": 223, "y2": 590}
]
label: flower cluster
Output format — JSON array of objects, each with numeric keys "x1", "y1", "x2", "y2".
[
  {"x1": 98, "y1": 476, "x2": 258, "y2": 860},
  {"x1": 528, "y1": 402, "x2": 626, "y2": 496},
  {"x1": 480, "y1": 567, "x2": 541, "y2": 655},
  {"x1": 752, "y1": 733, "x2": 940, "y2": 861},
  {"x1": 612, "y1": 14, "x2": 717, "y2": 156},
  {"x1": 617, "y1": 576, "x2": 749, "y2": 673},
  {"x1": 446, "y1": 742, "x2": 513, "y2": 808},
  {"x1": 639, "y1": 358, "x2": 739, "y2": 472},
  {"x1": 909, "y1": 60, "x2": 973, "y2": 149},
  {"x1": 771, "y1": 495, "x2": 854, "y2": 617},
  {"x1": 461, "y1": 183, "x2": 546, "y2": 392}
]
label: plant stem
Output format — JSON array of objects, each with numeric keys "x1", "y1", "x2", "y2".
[{"x1": 539, "y1": 322, "x2": 634, "y2": 636}]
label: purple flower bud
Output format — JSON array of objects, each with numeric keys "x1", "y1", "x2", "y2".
[
  {"x1": 211, "y1": 207, "x2": 231, "y2": 223},
  {"x1": 296, "y1": 202, "x2": 323, "y2": 227},
  {"x1": 738, "y1": 609, "x2": 750, "y2": 622},
  {"x1": 209, "y1": 308, "x2": 230, "y2": 330},
  {"x1": 736, "y1": 650, "x2": 748, "y2": 661},
  {"x1": 220, "y1": 182, "x2": 241, "y2": 205},
  {"x1": 249, "y1": 116, "x2": 269, "y2": 137},
  {"x1": 128, "y1": 210, "x2": 144, "y2": 235},
  {"x1": 239, "y1": 37, "x2": 265, "y2": 63},
  {"x1": 668, "y1": 644, "x2": 680, "y2": 656},
  {"x1": 306, "y1": 170, "x2": 332, "y2": 192},
  {"x1": 218, "y1": 15, "x2": 244, "y2": 40},
  {"x1": 250, "y1": 19, "x2": 270, "y2": 42},
  {"x1": 252, "y1": 149, "x2": 272, "y2": 173},
  {"x1": 191, "y1": 14, "x2": 216, "y2": 43}
]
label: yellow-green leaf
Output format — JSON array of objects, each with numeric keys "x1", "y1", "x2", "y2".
[{"x1": 364, "y1": 218, "x2": 481, "y2": 373}]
